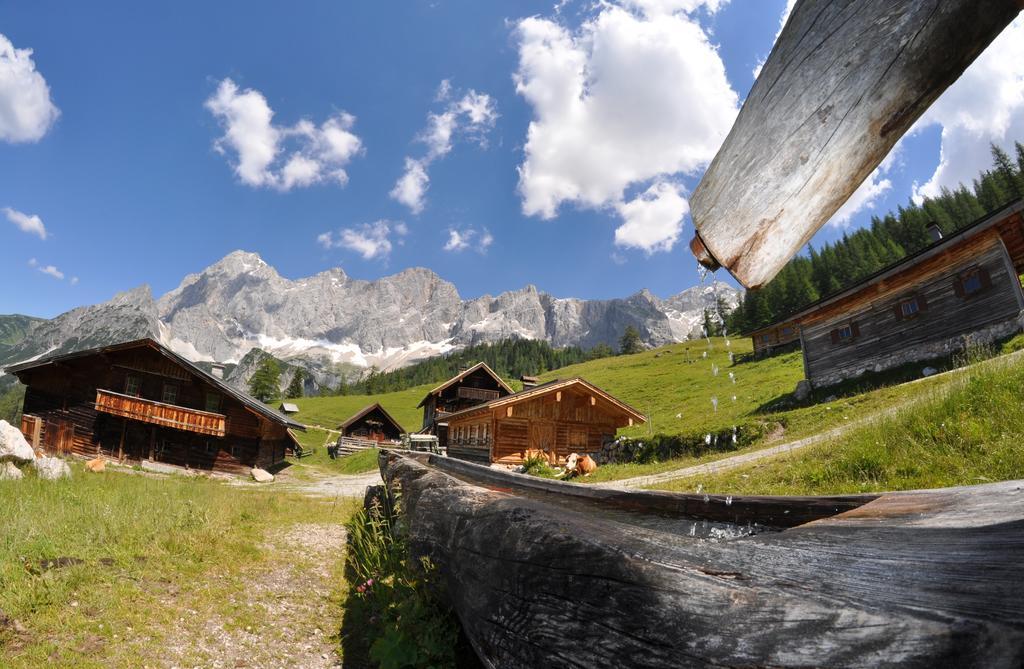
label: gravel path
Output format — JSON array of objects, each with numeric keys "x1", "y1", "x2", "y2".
[{"x1": 161, "y1": 523, "x2": 347, "y2": 669}]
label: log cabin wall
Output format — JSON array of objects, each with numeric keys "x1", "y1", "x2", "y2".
[
  {"x1": 801, "y1": 231, "x2": 1024, "y2": 388},
  {"x1": 447, "y1": 385, "x2": 624, "y2": 466},
  {"x1": 750, "y1": 321, "x2": 800, "y2": 357},
  {"x1": 15, "y1": 343, "x2": 289, "y2": 474}
]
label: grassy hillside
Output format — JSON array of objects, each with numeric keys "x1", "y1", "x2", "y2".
[
  {"x1": 536, "y1": 338, "x2": 802, "y2": 440},
  {"x1": 655, "y1": 352, "x2": 1024, "y2": 495},
  {"x1": 276, "y1": 336, "x2": 975, "y2": 461},
  {"x1": 279, "y1": 383, "x2": 437, "y2": 431}
]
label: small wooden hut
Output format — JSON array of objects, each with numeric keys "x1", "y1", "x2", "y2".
[
  {"x1": 749, "y1": 321, "x2": 800, "y2": 358},
  {"x1": 337, "y1": 403, "x2": 403, "y2": 443},
  {"x1": 443, "y1": 377, "x2": 645, "y2": 465},
  {"x1": 418, "y1": 362, "x2": 513, "y2": 442},
  {"x1": 7, "y1": 338, "x2": 304, "y2": 474}
]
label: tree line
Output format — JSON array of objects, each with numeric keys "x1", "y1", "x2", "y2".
[
  {"x1": 333, "y1": 338, "x2": 616, "y2": 396},
  {"x1": 727, "y1": 142, "x2": 1024, "y2": 334}
]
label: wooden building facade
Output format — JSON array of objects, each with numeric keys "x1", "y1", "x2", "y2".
[
  {"x1": 418, "y1": 362, "x2": 513, "y2": 445},
  {"x1": 767, "y1": 201, "x2": 1024, "y2": 388},
  {"x1": 443, "y1": 378, "x2": 645, "y2": 466},
  {"x1": 337, "y1": 403, "x2": 403, "y2": 443},
  {"x1": 749, "y1": 321, "x2": 801, "y2": 358},
  {"x1": 7, "y1": 339, "x2": 304, "y2": 474}
]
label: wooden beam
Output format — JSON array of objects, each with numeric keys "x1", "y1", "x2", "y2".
[{"x1": 689, "y1": 0, "x2": 1021, "y2": 288}]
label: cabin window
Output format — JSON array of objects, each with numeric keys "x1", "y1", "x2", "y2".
[
  {"x1": 958, "y1": 268, "x2": 983, "y2": 295},
  {"x1": 205, "y1": 392, "x2": 221, "y2": 412},
  {"x1": 124, "y1": 374, "x2": 141, "y2": 397},
  {"x1": 782, "y1": 327, "x2": 794, "y2": 336},
  {"x1": 760, "y1": 334, "x2": 770, "y2": 344},
  {"x1": 829, "y1": 322, "x2": 860, "y2": 345},
  {"x1": 162, "y1": 384, "x2": 178, "y2": 405},
  {"x1": 901, "y1": 298, "x2": 919, "y2": 317}
]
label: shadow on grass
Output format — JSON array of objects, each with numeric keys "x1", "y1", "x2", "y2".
[{"x1": 339, "y1": 486, "x2": 483, "y2": 669}]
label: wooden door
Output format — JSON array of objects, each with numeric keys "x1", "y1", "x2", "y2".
[
  {"x1": 529, "y1": 422, "x2": 555, "y2": 461},
  {"x1": 44, "y1": 419, "x2": 73, "y2": 455}
]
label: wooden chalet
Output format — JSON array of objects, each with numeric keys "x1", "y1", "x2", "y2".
[
  {"x1": 417, "y1": 362, "x2": 513, "y2": 444},
  {"x1": 759, "y1": 200, "x2": 1024, "y2": 388},
  {"x1": 442, "y1": 377, "x2": 645, "y2": 466},
  {"x1": 749, "y1": 321, "x2": 800, "y2": 358},
  {"x1": 337, "y1": 403, "x2": 403, "y2": 443},
  {"x1": 279, "y1": 402, "x2": 300, "y2": 414},
  {"x1": 7, "y1": 338, "x2": 304, "y2": 474}
]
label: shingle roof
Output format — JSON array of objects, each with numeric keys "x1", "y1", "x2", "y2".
[{"x1": 441, "y1": 376, "x2": 646, "y2": 423}]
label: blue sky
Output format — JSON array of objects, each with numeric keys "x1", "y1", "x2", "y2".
[{"x1": 2, "y1": 1, "x2": 1022, "y2": 319}]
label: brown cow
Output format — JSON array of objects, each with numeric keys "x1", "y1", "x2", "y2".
[{"x1": 564, "y1": 452, "x2": 597, "y2": 478}]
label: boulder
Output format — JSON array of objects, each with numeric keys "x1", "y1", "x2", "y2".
[
  {"x1": 85, "y1": 457, "x2": 106, "y2": 473},
  {"x1": 250, "y1": 468, "x2": 274, "y2": 483},
  {"x1": 0, "y1": 420, "x2": 35, "y2": 465},
  {"x1": 793, "y1": 380, "x2": 812, "y2": 402},
  {"x1": 0, "y1": 461, "x2": 23, "y2": 481},
  {"x1": 922, "y1": 366, "x2": 939, "y2": 378},
  {"x1": 34, "y1": 456, "x2": 72, "y2": 481}
]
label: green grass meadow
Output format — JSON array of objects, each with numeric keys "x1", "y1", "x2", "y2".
[
  {"x1": 654, "y1": 353, "x2": 1024, "y2": 496},
  {"x1": 0, "y1": 467, "x2": 354, "y2": 668}
]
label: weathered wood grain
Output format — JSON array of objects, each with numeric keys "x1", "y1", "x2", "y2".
[
  {"x1": 690, "y1": 0, "x2": 1021, "y2": 288},
  {"x1": 379, "y1": 450, "x2": 1024, "y2": 668}
]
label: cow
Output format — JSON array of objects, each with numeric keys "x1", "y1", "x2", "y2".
[{"x1": 564, "y1": 452, "x2": 597, "y2": 478}]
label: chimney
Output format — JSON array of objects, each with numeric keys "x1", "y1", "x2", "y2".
[
  {"x1": 210, "y1": 363, "x2": 225, "y2": 379},
  {"x1": 927, "y1": 223, "x2": 943, "y2": 243},
  {"x1": 521, "y1": 375, "x2": 539, "y2": 389}
]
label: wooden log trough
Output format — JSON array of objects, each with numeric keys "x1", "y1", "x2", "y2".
[{"x1": 376, "y1": 449, "x2": 1024, "y2": 668}]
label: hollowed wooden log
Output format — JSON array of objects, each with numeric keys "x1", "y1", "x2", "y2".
[{"x1": 378, "y1": 450, "x2": 1024, "y2": 668}]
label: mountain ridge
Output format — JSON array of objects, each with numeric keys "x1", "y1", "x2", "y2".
[{"x1": 1, "y1": 250, "x2": 741, "y2": 392}]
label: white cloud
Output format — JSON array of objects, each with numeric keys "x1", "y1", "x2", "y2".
[
  {"x1": 28, "y1": 256, "x2": 65, "y2": 280},
  {"x1": 38, "y1": 264, "x2": 63, "y2": 279},
  {"x1": 205, "y1": 78, "x2": 363, "y2": 191},
  {"x1": 70, "y1": 276, "x2": 79, "y2": 286},
  {"x1": 614, "y1": 181, "x2": 689, "y2": 252},
  {"x1": 443, "y1": 227, "x2": 493, "y2": 253},
  {"x1": 0, "y1": 34, "x2": 60, "y2": 143},
  {"x1": 513, "y1": 4, "x2": 738, "y2": 251},
  {"x1": 4, "y1": 206, "x2": 47, "y2": 239},
  {"x1": 389, "y1": 158, "x2": 430, "y2": 214},
  {"x1": 318, "y1": 220, "x2": 399, "y2": 260},
  {"x1": 390, "y1": 83, "x2": 498, "y2": 214},
  {"x1": 912, "y1": 18, "x2": 1024, "y2": 204},
  {"x1": 827, "y1": 169, "x2": 892, "y2": 229},
  {"x1": 621, "y1": 0, "x2": 728, "y2": 17}
]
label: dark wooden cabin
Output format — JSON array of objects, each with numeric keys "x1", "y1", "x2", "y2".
[
  {"x1": 337, "y1": 403, "x2": 403, "y2": 443},
  {"x1": 443, "y1": 377, "x2": 645, "y2": 466},
  {"x1": 417, "y1": 362, "x2": 513, "y2": 444},
  {"x1": 760, "y1": 200, "x2": 1024, "y2": 388},
  {"x1": 7, "y1": 338, "x2": 304, "y2": 474},
  {"x1": 749, "y1": 321, "x2": 800, "y2": 358}
]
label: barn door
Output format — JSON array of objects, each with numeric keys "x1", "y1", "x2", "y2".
[
  {"x1": 529, "y1": 422, "x2": 555, "y2": 462},
  {"x1": 44, "y1": 419, "x2": 74, "y2": 455}
]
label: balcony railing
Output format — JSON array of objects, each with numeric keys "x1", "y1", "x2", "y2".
[
  {"x1": 95, "y1": 389, "x2": 226, "y2": 437},
  {"x1": 456, "y1": 387, "x2": 500, "y2": 402}
]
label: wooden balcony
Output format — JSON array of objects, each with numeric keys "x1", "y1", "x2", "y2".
[
  {"x1": 95, "y1": 389, "x2": 226, "y2": 437},
  {"x1": 457, "y1": 386, "x2": 500, "y2": 402}
]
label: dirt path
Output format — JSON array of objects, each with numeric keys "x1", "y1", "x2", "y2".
[
  {"x1": 161, "y1": 522, "x2": 347, "y2": 669},
  {"x1": 594, "y1": 403, "x2": 917, "y2": 490}
]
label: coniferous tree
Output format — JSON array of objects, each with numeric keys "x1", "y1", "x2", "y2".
[
  {"x1": 249, "y1": 357, "x2": 281, "y2": 402},
  {"x1": 284, "y1": 369, "x2": 305, "y2": 399},
  {"x1": 618, "y1": 326, "x2": 643, "y2": 355}
]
